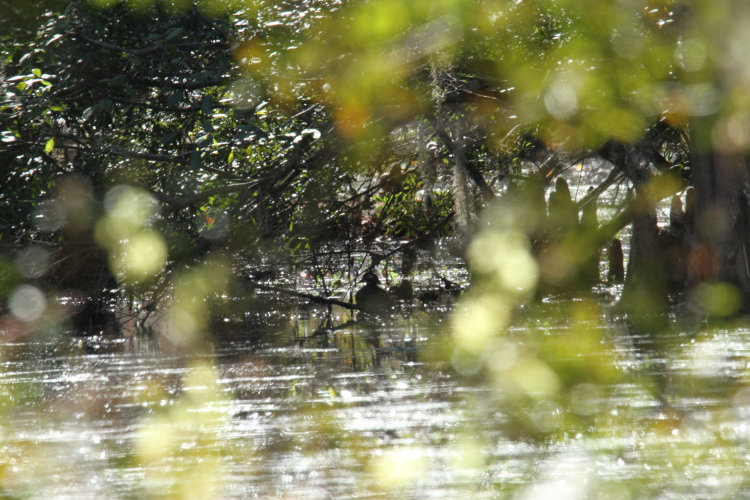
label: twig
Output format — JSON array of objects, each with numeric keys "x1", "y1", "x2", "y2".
[{"x1": 576, "y1": 167, "x2": 626, "y2": 209}]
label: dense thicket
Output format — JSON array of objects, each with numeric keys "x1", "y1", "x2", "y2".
[
  {"x1": 3, "y1": 0, "x2": 750, "y2": 338},
  {"x1": 0, "y1": 2, "x2": 464, "y2": 337}
]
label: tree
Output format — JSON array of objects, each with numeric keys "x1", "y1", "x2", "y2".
[
  {"x1": 1, "y1": 1, "x2": 460, "y2": 338},
  {"x1": 4, "y1": 0, "x2": 750, "y2": 340},
  {"x1": 244, "y1": 0, "x2": 750, "y2": 326}
]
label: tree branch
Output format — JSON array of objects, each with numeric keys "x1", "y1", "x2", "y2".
[
  {"x1": 75, "y1": 31, "x2": 225, "y2": 57},
  {"x1": 238, "y1": 276, "x2": 361, "y2": 310}
]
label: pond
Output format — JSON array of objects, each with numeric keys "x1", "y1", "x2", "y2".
[{"x1": 2, "y1": 284, "x2": 750, "y2": 499}]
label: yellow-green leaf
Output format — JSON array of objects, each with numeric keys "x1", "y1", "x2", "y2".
[{"x1": 44, "y1": 137, "x2": 54, "y2": 154}]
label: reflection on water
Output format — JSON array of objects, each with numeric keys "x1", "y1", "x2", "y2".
[{"x1": 1, "y1": 295, "x2": 750, "y2": 498}]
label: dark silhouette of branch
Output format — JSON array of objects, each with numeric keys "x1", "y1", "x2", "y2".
[{"x1": 239, "y1": 277, "x2": 361, "y2": 310}]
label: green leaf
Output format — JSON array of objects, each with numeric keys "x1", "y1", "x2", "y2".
[
  {"x1": 110, "y1": 74, "x2": 127, "y2": 86},
  {"x1": 202, "y1": 96, "x2": 213, "y2": 114},
  {"x1": 99, "y1": 98, "x2": 114, "y2": 113},
  {"x1": 82, "y1": 105, "x2": 97, "y2": 121},
  {"x1": 190, "y1": 151, "x2": 201, "y2": 169},
  {"x1": 161, "y1": 131, "x2": 178, "y2": 145},
  {"x1": 227, "y1": 150, "x2": 234, "y2": 164},
  {"x1": 44, "y1": 137, "x2": 54, "y2": 154},
  {"x1": 31, "y1": 68, "x2": 41, "y2": 78},
  {"x1": 167, "y1": 93, "x2": 180, "y2": 108},
  {"x1": 165, "y1": 27, "x2": 184, "y2": 41}
]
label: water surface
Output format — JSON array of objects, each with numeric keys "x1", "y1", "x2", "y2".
[{"x1": 1, "y1": 295, "x2": 750, "y2": 499}]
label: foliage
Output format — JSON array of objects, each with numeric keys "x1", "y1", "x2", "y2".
[{"x1": 0, "y1": 1, "x2": 457, "y2": 340}]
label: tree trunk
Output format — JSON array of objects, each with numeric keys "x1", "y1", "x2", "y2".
[
  {"x1": 689, "y1": 120, "x2": 750, "y2": 305},
  {"x1": 620, "y1": 191, "x2": 670, "y2": 331},
  {"x1": 451, "y1": 127, "x2": 473, "y2": 243}
]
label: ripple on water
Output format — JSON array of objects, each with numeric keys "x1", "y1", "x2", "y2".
[{"x1": 2, "y1": 299, "x2": 750, "y2": 497}]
